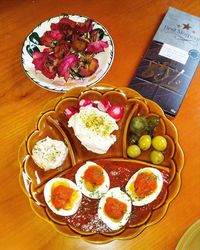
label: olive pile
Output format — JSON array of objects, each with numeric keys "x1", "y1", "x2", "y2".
[{"x1": 127, "y1": 116, "x2": 167, "y2": 164}]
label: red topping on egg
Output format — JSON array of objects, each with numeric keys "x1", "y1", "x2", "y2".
[
  {"x1": 133, "y1": 172, "x2": 157, "y2": 198},
  {"x1": 51, "y1": 185, "x2": 74, "y2": 209},
  {"x1": 104, "y1": 197, "x2": 127, "y2": 221},
  {"x1": 83, "y1": 165, "x2": 105, "y2": 191}
]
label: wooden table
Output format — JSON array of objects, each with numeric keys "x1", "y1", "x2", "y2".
[{"x1": 1, "y1": 0, "x2": 200, "y2": 249}]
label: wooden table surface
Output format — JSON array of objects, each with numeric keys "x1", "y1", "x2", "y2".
[{"x1": 1, "y1": 0, "x2": 200, "y2": 249}]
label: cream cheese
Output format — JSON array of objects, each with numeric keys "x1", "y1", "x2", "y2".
[
  {"x1": 32, "y1": 137, "x2": 68, "y2": 171},
  {"x1": 68, "y1": 106, "x2": 118, "y2": 154}
]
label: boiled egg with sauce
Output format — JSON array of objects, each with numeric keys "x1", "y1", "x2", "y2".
[
  {"x1": 32, "y1": 137, "x2": 68, "y2": 171},
  {"x1": 125, "y1": 167, "x2": 163, "y2": 206},
  {"x1": 75, "y1": 161, "x2": 110, "y2": 199},
  {"x1": 98, "y1": 187, "x2": 132, "y2": 231},
  {"x1": 44, "y1": 178, "x2": 82, "y2": 216}
]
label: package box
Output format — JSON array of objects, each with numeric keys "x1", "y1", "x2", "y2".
[{"x1": 129, "y1": 7, "x2": 200, "y2": 116}]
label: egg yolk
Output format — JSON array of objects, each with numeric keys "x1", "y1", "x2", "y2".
[
  {"x1": 104, "y1": 197, "x2": 127, "y2": 221},
  {"x1": 83, "y1": 165, "x2": 105, "y2": 191},
  {"x1": 51, "y1": 184, "x2": 75, "y2": 210},
  {"x1": 132, "y1": 171, "x2": 157, "y2": 199}
]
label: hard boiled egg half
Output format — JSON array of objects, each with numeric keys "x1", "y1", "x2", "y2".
[
  {"x1": 75, "y1": 161, "x2": 110, "y2": 199},
  {"x1": 125, "y1": 167, "x2": 163, "y2": 206},
  {"x1": 98, "y1": 187, "x2": 132, "y2": 231},
  {"x1": 44, "y1": 178, "x2": 82, "y2": 216}
]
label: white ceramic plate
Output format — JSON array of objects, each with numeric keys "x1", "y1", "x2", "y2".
[
  {"x1": 21, "y1": 14, "x2": 114, "y2": 92},
  {"x1": 176, "y1": 219, "x2": 200, "y2": 250}
]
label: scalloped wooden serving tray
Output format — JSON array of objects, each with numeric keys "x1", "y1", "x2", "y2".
[{"x1": 18, "y1": 84, "x2": 184, "y2": 244}]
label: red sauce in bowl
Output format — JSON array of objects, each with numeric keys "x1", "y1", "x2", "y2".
[{"x1": 46, "y1": 160, "x2": 170, "y2": 233}]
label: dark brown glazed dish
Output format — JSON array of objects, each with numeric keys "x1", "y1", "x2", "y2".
[{"x1": 18, "y1": 84, "x2": 184, "y2": 243}]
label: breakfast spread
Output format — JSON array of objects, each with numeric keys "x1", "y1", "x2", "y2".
[
  {"x1": 19, "y1": 86, "x2": 183, "y2": 242},
  {"x1": 29, "y1": 95, "x2": 171, "y2": 233}
]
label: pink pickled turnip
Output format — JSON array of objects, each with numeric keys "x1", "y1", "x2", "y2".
[
  {"x1": 97, "y1": 99, "x2": 111, "y2": 112},
  {"x1": 107, "y1": 105, "x2": 124, "y2": 121},
  {"x1": 78, "y1": 99, "x2": 94, "y2": 109},
  {"x1": 64, "y1": 106, "x2": 77, "y2": 119}
]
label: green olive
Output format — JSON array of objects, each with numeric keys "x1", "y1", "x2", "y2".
[
  {"x1": 150, "y1": 150, "x2": 164, "y2": 164},
  {"x1": 127, "y1": 145, "x2": 141, "y2": 158},
  {"x1": 138, "y1": 135, "x2": 151, "y2": 151},
  {"x1": 152, "y1": 136, "x2": 167, "y2": 151}
]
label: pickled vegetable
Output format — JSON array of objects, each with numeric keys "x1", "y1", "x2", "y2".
[
  {"x1": 147, "y1": 116, "x2": 160, "y2": 136},
  {"x1": 129, "y1": 133, "x2": 140, "y2": 144},
  {"x1": 138, "y1": 135, "x2": 151, "y2": 151},
  {"x1": 129, "y1": 115, "x2": 160, "y2": 141},
  {"x1": 150, "y1": 150, "x2": 164, "y2": 164},
  {"x1": 127, "y1": 145, "x2": 141, "y2": 158},
  {"x1": 152, "y1": 136, "x2": 167, "y2": 151},
  {"x1": 129, "y1": 116, "x2": 148, "y2": 135}
]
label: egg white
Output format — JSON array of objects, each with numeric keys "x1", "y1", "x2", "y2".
[
  {"x1": 44, "y1": 178, "x2": 82, "y2": 216},
  {"x1": 98, "y1": 187, "x2": 132, "y2": 231},
  {"x1": 75, "y1": 161, "x2": 110, "y2": 199},
  {"x1": 125, "y1": 167, "x2": 163, "y2": 206},
  {"x1": 32, "y1": 137, "x2": 68, "y2": 171}
]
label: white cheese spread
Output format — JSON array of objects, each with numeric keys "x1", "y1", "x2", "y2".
[
  {"x1": 68, "y1": 106, "x2": 118, "y2": 154},
  {"x1": 32, "y1": 137, "x2": 68, "y2": 171}
]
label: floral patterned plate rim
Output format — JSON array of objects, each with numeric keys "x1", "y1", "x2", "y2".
[{"x1": 21, "y1": 14, "x2": 114, "y2": 92}]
